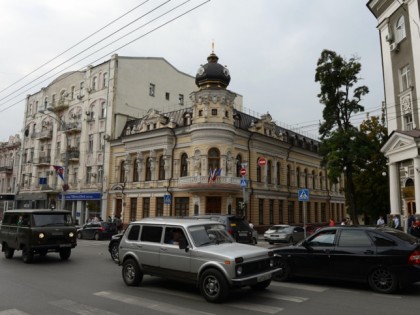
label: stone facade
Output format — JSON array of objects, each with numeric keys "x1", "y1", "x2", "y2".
[
  {"x1": 107, "y1": 51, "x2": 346, "y2": 229},
  {"x1": 368, "y1": 0, "x2": 420, "y2": 222}
]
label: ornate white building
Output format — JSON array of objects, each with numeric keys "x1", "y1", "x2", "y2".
[
  {"x1": 107, "y1": 51, "x2": 346, "y2": 229},
  {"x1": 368, "y1": 0, "x2": 420, "y2": 219},
  {"x1": 17, "y1": 55, "x2": 228, "y2": 224}
]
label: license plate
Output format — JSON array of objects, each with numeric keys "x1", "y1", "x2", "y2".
[
  {"x1": 257, "y1": 273, "x2": 271, "y2": 282},
  {"x1": 239, "y1": 232, "x2": 248, "y2": 236},
  {"x1": 59, "y1": 244, "x2": 71, "y2": 248}
]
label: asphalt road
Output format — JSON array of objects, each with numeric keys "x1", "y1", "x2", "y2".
[{"x1": 0, "y1": 240, "x2": 419, "y2": 315}]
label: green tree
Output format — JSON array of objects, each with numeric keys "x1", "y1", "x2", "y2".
[
  {"x1": 315, "y1": 49, "x2": 369, "y2": 224},
  {"x1": 353, "y1": 114, "x2": 390, "y2": 222}
]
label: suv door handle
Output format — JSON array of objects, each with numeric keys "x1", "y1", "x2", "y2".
[{"x1": 160, "y1": 247, "x2": 167, "y2": 252}]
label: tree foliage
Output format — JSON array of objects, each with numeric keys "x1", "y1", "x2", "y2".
[
  {"x1": 315, "y1": 49, "x2": 369, "y2": 224},
  {"x1": 353, "y1": 115, "x2": 390, "y2": 221}
]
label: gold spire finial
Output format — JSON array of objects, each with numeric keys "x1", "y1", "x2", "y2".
[{"x1": 212, "y1": 40, "x2": 215, "y2": 53}]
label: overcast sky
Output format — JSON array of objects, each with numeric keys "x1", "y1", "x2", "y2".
[{"x1": 0, "y1": 0, "x2": 382, "y2": 142}]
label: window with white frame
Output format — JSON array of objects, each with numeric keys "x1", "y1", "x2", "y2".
[
  {"x1": 86, "y1": 166, "x2": 92, "y2": 184},
  {"x1": 400, "y1": 65, "x2": 411, "y2": 91},
  {"x1": 102, "y1": 72, "x2": 108, "y2": 88},
  {"x1": 395, "y1": 15, "x2": 406, "y2": 43},
  {"x1": 100, "y1": 102, "x2": 106, "y2": 118},
  {"x1": 92, "y1": 76, "x2": 97, "y2": 91},
  {"x1": 88, "y1": 134, "x2": 94, "y2": 152},
  {"x1": 179, "y1": 94, "x2": 184, "y2": 105},
  {"x1": 404, "y1": 113, "x2": 414, "y2": 131}
]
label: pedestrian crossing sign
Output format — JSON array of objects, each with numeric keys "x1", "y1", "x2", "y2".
[{"x1": 298, "y1": 189, "x2": 309, "y2": 201}]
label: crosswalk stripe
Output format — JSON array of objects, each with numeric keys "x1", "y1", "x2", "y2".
[
  {"x1": 0, "y1": 310, "x2": 30, "y2": 315},
  {"x1": 259, "y1": 292, "x2": 308, "y2": 303},
  {"x1": 140, "y1": 286, "x2": 203, "y2": 301},
  {"x1": 49, "y1": 299, "x2": 119, "y2": 315},
  {"x1": 225, "y1": 302, "x2": 283, "y2": 314},
  {"x1": 270, "y1": 281, "x2": 328, "y2": 292},
  {"x1": 94, "y1": 291, "x2": 215, "y2": 315}
]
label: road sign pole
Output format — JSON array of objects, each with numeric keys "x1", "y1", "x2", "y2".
[{"x1": 303, "y1": 202, "x2": 307, "y2": 239}]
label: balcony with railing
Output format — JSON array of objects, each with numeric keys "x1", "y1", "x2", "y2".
[
  {"x1": 177, "y1": 175, "x2": 242, "y2": 191},
  {"x1": 33, "y1": 155, "x2": 51, "y2": 165},
  {"x1": 52, "y1": 99, "x2": 70, "y2": 112},
  {"x1": 62, "y1": 147, "x2": 80, "y2": 162},
  {"x1": 0, "y1": 164, "x2": 13, "y2": 173},
  {"x1": 34, "y1": 129, "x2": 53, "y2": 140},
  {"x1": 61, "y1": 121, "x2": 82, "y2": 133}
]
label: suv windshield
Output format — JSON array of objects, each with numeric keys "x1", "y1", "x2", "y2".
[
  {"x1": 33, "y1": 213, "x2": 74, "y2": 227},
  {"x1": 188, "y1": 224, "x2": 233, "y2": 247}
]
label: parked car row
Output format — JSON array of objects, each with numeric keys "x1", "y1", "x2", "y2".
[{"x1": 104, "y1": 216, "x2": 420, "y2": 300}]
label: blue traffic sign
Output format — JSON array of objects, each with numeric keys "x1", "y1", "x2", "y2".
[
  {"x1": 298, "y1": 189, "x2": 309, "y2": 201},
  {"x1": 240, "y1": 178, "x2": 247, "y2": 187},
  {"x1": 164, "y1": 194, "x2": 172, "y2": 205}
]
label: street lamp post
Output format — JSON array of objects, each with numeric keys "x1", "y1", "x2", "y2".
[{"x1": 39, "y1": 107, "x2": 69, "y2": 210}]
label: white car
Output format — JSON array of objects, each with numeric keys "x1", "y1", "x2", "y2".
[
  {"x1": 119, "y1": 217, "x2": 280, "y2": 303},
  {"x1": 264, "y1": 225, "x2": 305, "y2": 244}
]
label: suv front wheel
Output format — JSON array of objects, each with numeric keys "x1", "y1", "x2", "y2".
[
  {"x1": 199, "y1": 269, "x2": 229, "y2": 303},
  {"x1": 122, "y1": 258, "x2": 143, "y2": 286},
  {"x1": 22, "y1": 246, "x2": 33, "y2": 264},
  {"x1": 3, "y1": 244, "x2": 14, "y2": 259}
]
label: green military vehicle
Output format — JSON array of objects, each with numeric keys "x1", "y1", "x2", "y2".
[{"x1": 0, "y1": 209, "x2": 77, "y2": 263}]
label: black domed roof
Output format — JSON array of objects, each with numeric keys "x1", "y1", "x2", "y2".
[{"x1": 195, "y1": 51, "x2": 231, "y2": 89}]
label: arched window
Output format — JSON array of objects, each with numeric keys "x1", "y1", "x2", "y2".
[
  {"x1": 276, "y1": 162, "x2": 281, "y2": 185},
  {"x1": 304, "y1": 169, "x2": 308, "y2": 188},
  {"x1": 312, "y1": 170, "x2": 316, "y2": 189},
  {"x1": 319, "y1": 172, "x2": 323, "y2": 190},
  {"x1": 133, "y1": 159, "x2": 139, "y2": 182},
  {"x1": 145, "y1": 158, "x2": 151, "y2": 181},
  {"x1": 236, "y1": 154, "x2": 242, "y2": 177},
  {"x1": 180, "y1": 153, "x2": 188, "y2": 177},
  {"x1": 158, "y1": 156, "x2": 165, "y2": 180},
  {"x1": 256, "y1": 158, "x2": 262, "y2": 182},
  {"x1": 120, "y1": 161, "x2": 126, "y2": 183},
  {"x1": 208, "y1": 148, "x2": 220, "y2": 172},
  {"x1": 267, "y1": 160, "x2": 272, "y2": 184},
  {"x1": 287, "y1": 165, "x2": 291, "y2": 186},
  {"x1": 395, "y1": 15, "x2": 406, "y2": 43},
  {"x1": 296, "y1": 167, "x2": 301, "y2": 187}
]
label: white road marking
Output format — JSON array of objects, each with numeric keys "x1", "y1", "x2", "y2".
[
  {"x1": 94, "y1": 291, "x2": 215, "y2": 315},
  {"x1": 49, "y1": 299, "x2": 119, "y2": 315},
  {"x1": 0, "y1": 310, "x2": 30, "y2": 315},
  {"x1": 226, "y1": 302, "x2": 284, "y2": 314},
  {"x1": 270, "y1": 281, "x2": 328, "y2": 292}
]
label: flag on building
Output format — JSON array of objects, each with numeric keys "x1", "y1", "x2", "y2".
[
  {"x1": 208, "y1": 168, "x2": 221, "y2": 183},
  {"x1": 52, "y1": 165, "x2": 65, "y2": 181}
]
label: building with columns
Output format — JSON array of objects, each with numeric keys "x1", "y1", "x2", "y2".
[
  {"x1": 368, "y1": 0, "x2": 420, "y2": 220},
  {"x1": 107, "y1": 50, "x2": 346, "y2": 229}
]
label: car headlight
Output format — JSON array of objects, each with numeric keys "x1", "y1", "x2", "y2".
[
  {"x1": 69, "y1": 232, "x2": 74, "y2": 238},
  {"x1": 38, "y1": 233, "x2": 45, "y2": 239},
  {"x1": 236, "y1": 266, "x2": 243, "y2": 276}
]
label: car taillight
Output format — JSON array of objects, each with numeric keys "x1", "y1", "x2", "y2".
[
  {"x1": 408, "y1": 250, "x2": 420, "y2": 265},
  {"x1": 99, "y1": 227, "x2": 105, "y2": 232},
  {"x1": 227, "y1": 228, "x2": 234, "y2": 235}
]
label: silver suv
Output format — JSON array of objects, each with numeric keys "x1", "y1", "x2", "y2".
[{"x1": 118, "y1": 217, "x2": 280, "y2": 303}]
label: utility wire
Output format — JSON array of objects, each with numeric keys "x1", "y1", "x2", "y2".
[
  {"x1": 0, "y1": 0, "x2": 210, "y2": 114},
  {"x1": 0, "y1": 0, "x2": 151, "y2": 96}
]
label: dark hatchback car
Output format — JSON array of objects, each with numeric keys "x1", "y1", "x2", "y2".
[
  {"x1": 191, "y1": 215, "x2": 255, "y2": 244},
  {"x1": 77, "y1": 221, "x2": 117, "y2": 240},
  {"x1": 273, "y1": 226, "x2": 420, "y2": 294},
  {"x1": 108, "y1": 232, "x2": 123, "y2": 262}
]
